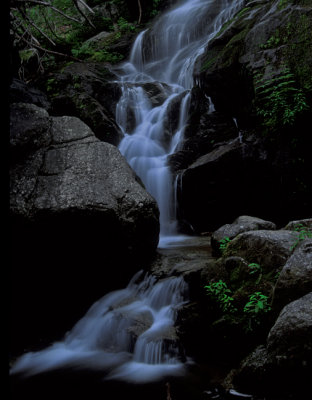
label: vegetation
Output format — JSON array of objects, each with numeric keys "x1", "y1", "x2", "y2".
[
  {"x1": 9, "y1": 0, "x2": 164, "y2": 78},
  {"x1": 254, "y1": 68, "x2": 309, "y2": 131},
  {"x1": 290, "y1": 223, "x2": 312, "y2": 250},
  {"x1": 219, "y1": 236, "x2": 231, "y2": 254},
  {"x1": 243, "y1": 291, "x2": 271, "y2": 331},
  {"x1": 248, "y1": 263, "x2": 262, "y2": 284},
  {"x1": 204, "y1": 280, "x2": 237, "y2": 313},
  {"x1": 204, "y1": 276, "x2": 273, "y2": 334}
]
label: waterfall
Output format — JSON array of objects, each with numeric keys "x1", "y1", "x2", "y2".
[
  {"x1": 117, "y1": 0, "x2": 244, "y2": 244},
  {"x1": 10, "y1": 0, "x2": 244, "y2": 385}
]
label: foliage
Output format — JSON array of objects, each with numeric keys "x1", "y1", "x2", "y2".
[
  {"x1": 150, "y1": 0, "x2": 162, "y2": 17},
  {"x1": 10, "y1": 0, "x2": 158, "y2": 78},
  {"x1": 117, "y1": 16, "x2": 136, "y2": 32},
  {"x1": 243, "y1": 291, "x2": 271, "y2": 331},
  {"x1": 290, "y1": 223, "x2": 312, "y2": 251},
  {"x1": 71, "y1": 40, "x2": 123, "y2": 63},
  {"x1": 248, "y1": 263, "x2": 262, "y2": 284},
  {"x1": 254, "y1": 68, "x2": 309, "y2": 131},
  {"x1": 204, "y1": 280, "x2": 237, "y2": 313},
  {"x1": 219, "y1": 236, "x2": 231, "y2": 254}
]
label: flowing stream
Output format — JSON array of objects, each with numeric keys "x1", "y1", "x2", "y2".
[{"x1": 11, "y1": 0, "x2": 244, "y2": 388}]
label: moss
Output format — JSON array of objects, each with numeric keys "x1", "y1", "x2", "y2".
[
  {"x1": 281, "y1": 13, "x2": 312, "y2": 91},
  {"x1": 236, "y1": 7, "x2": 251, "y2": 19}
]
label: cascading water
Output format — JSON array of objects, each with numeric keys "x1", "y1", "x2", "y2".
[
  {"x1": 117, "y1": 0, "x2": 244, "y2": 245},
  {"x1": 11, "y1": 271, "x2": 189, "y2": 382},
  {"x1": 10, "y1": 0, "x2": 244, "y2": 387}
]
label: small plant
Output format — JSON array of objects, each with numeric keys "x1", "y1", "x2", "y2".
[
  {"x1": 248, "y1": 263, "x2": 262, "y2": 284},
  {"x1": 219, "y1": 236, "x2": 231, "y2": 254},
  {"x1": 117, "y1": 17, "x2": 136, "y2": 32},
  {"x1": 254, "y1": 68, "x2": 309, "y2": 130},
  {"x1": 290, "y1": 223, "x2": 312, "y2": 251},
  {"x1": 243, "y1": 291, "x2": 271, "y2": 331},
  {"x1": 204, "y1": 280, "x2": 237, "y2": 313}
]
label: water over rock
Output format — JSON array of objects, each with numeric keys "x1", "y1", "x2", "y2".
[
  {"x1": 10, "y1": 102, "x2": 159, "y2": 353},
  {"x1": 174, "y1": 0, "x2": 312, "y2": 232}
]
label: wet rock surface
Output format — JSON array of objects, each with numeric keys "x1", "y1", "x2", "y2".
[
  {"x1": 45, "y1": 62, "x2": 123, "y2": 145},
  {"x1": 10, "y1": 102, "x2": 159, "y2": 354}
]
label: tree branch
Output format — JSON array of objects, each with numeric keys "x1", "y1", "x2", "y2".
[
  {"x1": 137, "y1": 0, "x2": 142, "y2": 25},
  {"x1": 77, "y1": 0, "x2": 94, "y2": 14},
  {"x1": 72, "y1": 0, "x2": 96, "y2": 29},
  {"x1": 14, "y1": 0, "x2": 82, "y2": 24},
  {"x1": 15, "y1": 32, "x2": 82, "y2": 62},
  {"x1": 20, "y1": 6, "x2": 56, "y2": 46}
]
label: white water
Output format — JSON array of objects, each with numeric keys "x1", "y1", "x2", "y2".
[
  {"x1": 11, "y1": 0, "x2": 244, "y2": 383},
  {"x1": 117, "y1": 0, "x2": 244, "y2": 244},
  {"x1": 11, "y1": 271, "x2": 189, "y2": 382}
]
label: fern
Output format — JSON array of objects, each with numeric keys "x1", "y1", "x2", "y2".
[{"x1": 255, "y1": 69, "x2": 309, "y2": 130}]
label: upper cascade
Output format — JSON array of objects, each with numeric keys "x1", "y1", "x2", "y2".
[
  {"x1": 121, "y1": 0, "x2": 244, "y2": 88},
  {"x1": 117, "y1": 0, "x2": 244, "y2": 242}
]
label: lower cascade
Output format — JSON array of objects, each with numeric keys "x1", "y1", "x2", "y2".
[{"x1": 11, "y1": 272, "x2": 189, "y2": 383}]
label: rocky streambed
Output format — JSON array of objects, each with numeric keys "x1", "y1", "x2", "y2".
[{"x1": 10, "y1": 216, "x2": 312, "y2": 399}]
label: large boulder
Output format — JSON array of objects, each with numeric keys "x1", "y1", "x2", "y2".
[
  {"x1": 44, "y1": 62, "x2": 123, "y2": 145},
  {"x1": 178, "y1": 137, "x2": 278, "y2": 232},
  {"x1": 175, "y1": 0, "x2": 312, "y2": 233},
  {"x1": 10, "y1": 102, "x2": 159, "y2": 353},
  {"x1": 9, "y1": 78, "x2": 51, "y2": 111},
  {"x1": 223, "y1": 229, "x2": 298, "y2": 273},
  {"x1": 196, "y1": 0, "x2": 312, "y2": 123},
  {"x1": 211, "y1": 215, "x2": 276, "y2": 256},
  {"x1": 273, "y1": 238, "x2": 312, "y2": 310},
  {"x1": 284, "y1": 218, "x2": 312, "y2": 231},
  {"x1": 233, "y1": 292, "x2": 312, "y2": 397}
]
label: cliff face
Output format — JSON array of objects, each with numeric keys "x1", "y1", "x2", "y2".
[
  {"x1": 176, "y1": 0, "x2": 312, "y2": 232},
  {"x1": 198, "y1": 0, "x2": 312, "y2": 122}
]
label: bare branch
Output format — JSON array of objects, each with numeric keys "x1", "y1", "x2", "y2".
[
  {"x1": 41, "y1": 6, "x2": 63, "y2": 41},
  {"x1": 11, "y1": 11, "x2": 41, "y2": 46},
  {"x1": 15, "y1": 31, "x2": 82, "y2": 62},
  {"x1": 77, "y1": 0, "x2": 94, "y2": 14},
  {"x1": 137, "y1": 0, "x2": 142, "y2": 25},
  {"x1": 72, "y1": 0, "x2": 96, "y2": 29},
  {"x1": 14, "y1": 0, "x2": 82, "y2": 24},
  {"x1": 20, "y1": 7, "x2": 56, "y2": 46}
]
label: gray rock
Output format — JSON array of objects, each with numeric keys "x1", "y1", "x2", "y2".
[
  {"x1": 268, "y1": 292, "x2": 312, "y2": 357},
  {"x1": 10, "y1": 103, "x2": 160, "y2": 352},
  {"x1": 284, "y1": 218, "x2": 312, "y2": 231},
  {"x1": 11, "y1": 107, "x2": 160, "y2": 259},
  {"x1": 48, "y1": 62, "x2": 123, "y2": 145},
  {"x1": 233, "y1": 293, "x2": 312, "y2": 396},
  {"x1": 84, "y1": 31, "x2": 111, "y2": 45},
  {"x1": 273, "y1": 238, "x2": 312, "y2": 310},
  {"x1": 10, "y1": 79, "x2": 51, "y2": 110},
  {"x1": 10, "y1": 103, "x2": 51, "y2": 161},
  {"x1": 223, "y1": 229, "x2": 299, "y2": 273},
  {"x1": 211, "y1": 215, "x2": 276, "y2": 255}
]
